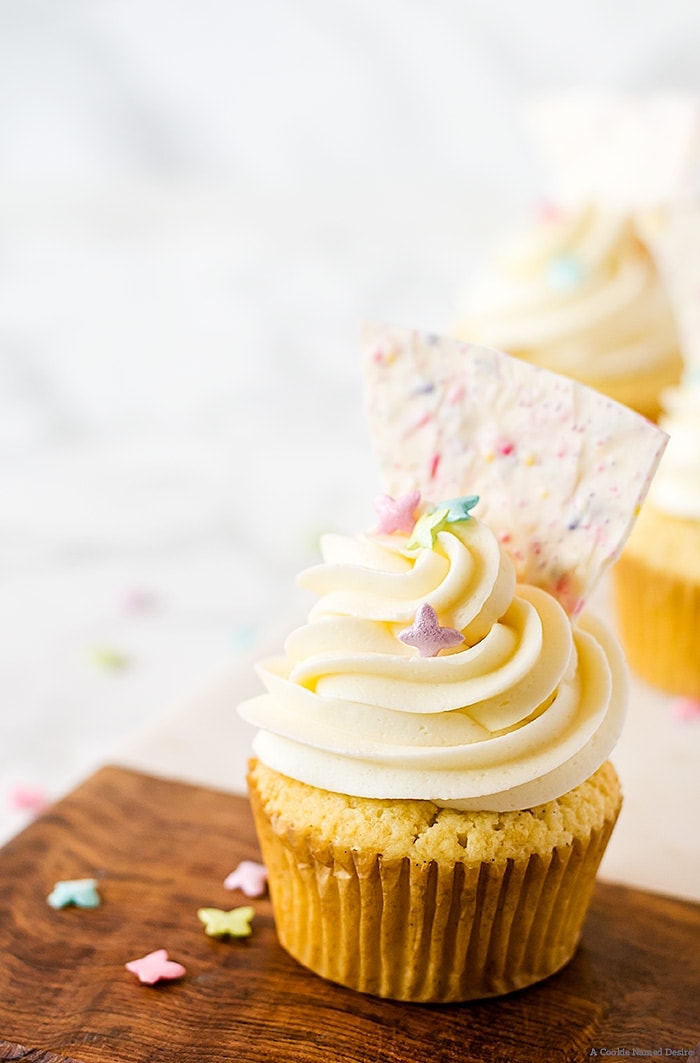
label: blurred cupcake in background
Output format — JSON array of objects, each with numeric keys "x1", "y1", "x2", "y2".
[
  {"x1": 458, "y1": 203, "x2": 682, "y2": 421},
  {"x1": 613, "y1": 204, "x2": 700, "y2": 699},
  {"x1": 457, "y1": 93, "x2": 700, "y2": 421}
]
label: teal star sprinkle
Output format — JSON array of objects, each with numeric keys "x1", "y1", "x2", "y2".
[
  {"x1": 443, "y1": 495, "x2": 480, "y2": 523},
  {"x1": 407, "y1": 507, "x2": 449, "y2": 549},
  {"x1": 47, "y1": 878, "x2": 101, "y2": 910},
  {"x1": 197, "y1": 905, "x2": 255, "y2": 939}
]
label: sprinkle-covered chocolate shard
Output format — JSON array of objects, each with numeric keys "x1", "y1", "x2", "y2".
[
  {"x1": 374, "y1": 490, "x2": 421, "y2": 534},
  {"x1": 364, "y1": 323, "x2": 668, "y2": 616}
]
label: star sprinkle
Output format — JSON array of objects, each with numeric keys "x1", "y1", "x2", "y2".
[
  {"x1": 374, "y1": 490, "x2": 421, "y2": 534},
  {"x1": 197, "y1": 905, "x2": 255, "y2": 939},
  {"x1": 47, "y1": 878, "x2": 101, "y2": 910},
  {"x1": 125, "y1": 949, "x2": 186, "y2": 985},
  {"x1": 399, "y1": 603, "x2": 465, "y2": 658},
  {"x1": 406, "y1": 507, "x2": 449, "y2": 550},
  {"x1": 443, "y1": 495, "x2": 480, "y2": 524},
  {"x1": 223, "y1": 860, "x2": 268, "y2": 897}
]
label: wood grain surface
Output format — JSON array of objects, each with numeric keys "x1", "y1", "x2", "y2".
[{"x1": 0, "y1": 765, "x2": 697, "y2": 1063}]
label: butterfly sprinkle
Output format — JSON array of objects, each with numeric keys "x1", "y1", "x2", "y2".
[
  {"x1": 197, "y1": 906, "x2": 255, "y2": 939},
  {"x1": 125, "y1": 949, "x2": 186, "y2": 985},
  {"x1": 223, "y1": 860, "x2": 268, "y2": 897},
  {"x1": 374, "y1": 490, "x2": 421, "y2": 534},
  {"x1": 47, "y1": 878, "x2": 101, "y2": 910}
]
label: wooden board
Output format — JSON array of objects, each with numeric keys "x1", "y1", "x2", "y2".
[{"x1": 0, "y1": 765, "x2": 697, "y2": 1063}]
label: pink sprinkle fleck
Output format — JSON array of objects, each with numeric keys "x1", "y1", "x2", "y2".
[
  {"x1": 671, "y1": 697, "x2": 700, "y2": 722},
  {"x1": 374, "y1": 491, "x2": 421, "y2": 535},
  {"x1": 224, "y1": 860, "x2": 268, "y2": 897},
  {"x1": 446, "y1": 381, "x2": 465, "y2": 405},
  {"x1": 538, "y1": 200, "x2": 561, "y2": 221},
  {"x1": 497, "y1": 439, "x2": 515, "y2": 456},
  {"x1": 8, "y1": 785, "x2": 50, "y2": 814},
  {"x1": 123, "y1": 588, "x2": 158, "y2": 612},
  {"x1": 428, "y1": 452, "x2": 441, "y2": 480}
]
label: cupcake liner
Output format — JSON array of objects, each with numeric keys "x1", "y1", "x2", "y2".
[
  {"x1": 614, "y1": 551, "x2": 700, "y2": 698},
  {"x1": 249, "y1": 773, "x2": 620, "y2": 1003}
]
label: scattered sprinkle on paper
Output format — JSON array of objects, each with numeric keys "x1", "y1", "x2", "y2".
[
  {"x1": 47, "y1": 878, "x2": 101, "y2": 910},
  {"x1": 8, "y1": 784, "x2": 50, "y2": 814},
  {"x1": 91, "y1": 646, "x2": 130, "y2": 671},
  {"x1": 231, "y1": 626, "x2": 259, "y2": 650},
  {"x1": 123, "y1": 587, "x2": 159, "y2": 613},
  {"x1": 671, "y1": 696, "x2": 700, "y2": 722}
]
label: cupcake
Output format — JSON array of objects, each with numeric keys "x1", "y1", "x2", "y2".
[
  {"x1": 239, "y1": 326, "x2": 667, "y2": 1002},
  {"x1": 456, "y1": 92, "x2": 700, "y2": 421},
  {"x1": 457, "y1": 202, "x2": 683, "y2": 422},
  {"x1": 613, "y1": 369, "x2": 700, "y2": 698}
]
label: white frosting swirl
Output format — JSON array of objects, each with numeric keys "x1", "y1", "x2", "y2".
[
  {"x1": 648, "y1": 371, "x2": 700, "y2": 520},
  {"x1": 239, "y1": 511, "x2": 627, "y2": 811},
  {"x1": 461, "y1": 205, "x2": 679, "y2": 381}
]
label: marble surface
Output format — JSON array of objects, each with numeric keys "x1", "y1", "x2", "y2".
[{"x1": 2, "y1": 4, "x2": 700, "y2": 903}]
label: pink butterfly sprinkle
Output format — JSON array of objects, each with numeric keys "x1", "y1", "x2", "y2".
[
  {"x1": 374, "y1": 490, "x2": 421, "y2": 534},
  {"x1": 671, "y1": 697, "x2": 700, "y2": 722},
  {"x1": 125, "y1": 949, "x2": 186, "y2": 985},
  {"x1": 223, "y1": 860, "x2": 268, "y2": 898}
]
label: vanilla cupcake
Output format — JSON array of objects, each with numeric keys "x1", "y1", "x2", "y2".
[
  {"x1": 242, "y1": 501, "x2": 625, "y2": 1001},
  {"x1": 458, "y1": 203, "x2": 683, "y2": 421},
  {"x1": 613, "y1": 370, "x2": 700, "y2": 697},
  {"x1": 240, "y1": 327, "x2": 666, "y2": 1003}
]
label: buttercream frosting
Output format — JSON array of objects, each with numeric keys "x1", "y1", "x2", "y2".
[
  {"x1": 648, "y1": 370, "x2": 700, "y2": 520},
  {"x1": 460, "y1": 204, "x2": 679, "y2": 382},
  {"x1": 239, "y1": 502, "x2": 628, "y2": 811}
]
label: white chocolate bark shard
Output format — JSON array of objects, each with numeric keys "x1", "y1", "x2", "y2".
[
  {"x1": 527, "y1": 92, "x2": 700, "y2": 207},
  {"x1": 363, "y1": 323, "x2": 668, "y2": 617}
]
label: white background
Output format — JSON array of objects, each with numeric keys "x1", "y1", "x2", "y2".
[{"x1": 2, "y1": 1, "x2": 700, "y2": 850}]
